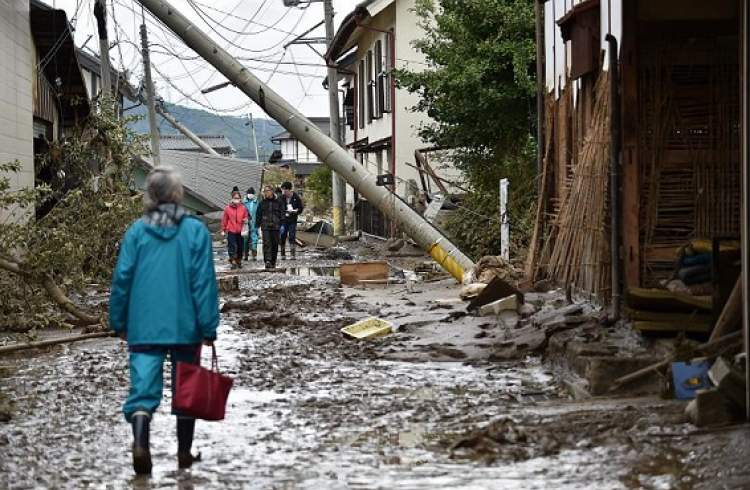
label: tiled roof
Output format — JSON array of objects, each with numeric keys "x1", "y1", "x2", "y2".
[
  {"x1": 158, "y1": 134, "x2": 236, "y2": 154},
  {"x1": 271, "y1": 117, "x2": 330, "y2": 143},
  {"x1": 138, "y1": 150, "x2": 263, "y2": 211}
]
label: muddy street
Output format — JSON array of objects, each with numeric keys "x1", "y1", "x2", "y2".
[{"x1": 1, "y1": 248, "x2": 748, "y2": 489}]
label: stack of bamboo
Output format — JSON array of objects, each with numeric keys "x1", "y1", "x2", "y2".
[{"x1": 543, "y1": 72, "x2": 611, "y2": 297}]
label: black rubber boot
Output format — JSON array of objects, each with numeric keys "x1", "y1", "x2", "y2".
[
  {"x1": 131, "y1": 412, "x2": 152, "y2": 475},
  {"x1": 280, "y1": 246, "x2": 286, "y2": 260},
  {"x1": 290, "y1": 246, "x2": 296, "y2": 260},
  {"x1": 177, "y1": 417, "x2": 201, "y2": 469}
]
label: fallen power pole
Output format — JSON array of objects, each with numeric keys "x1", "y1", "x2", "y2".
[
  {"x1": 136, "y1": 0, "x2": 475, "y2": 281},
  {"x1": 158, "y1": 104, "x2": 220, "y2": 157},
  {"x1": 121, "y1": 81, "x2": 220, "y2": 157}
]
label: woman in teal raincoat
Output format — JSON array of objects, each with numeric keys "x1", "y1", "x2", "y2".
[
  {"x1": 242, "y1": 187, "x2": 260, "y2": 261},
  {"x1": 109, "y1": 166, "x2": 219, "y2": 475}
]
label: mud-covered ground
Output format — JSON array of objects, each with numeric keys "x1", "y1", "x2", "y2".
[{"x1": 1, "y1": 242, "x2": 749, "y2": 489}]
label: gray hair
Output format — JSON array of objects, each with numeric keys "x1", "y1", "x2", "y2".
[{"x1": 144, "y1": 166, "x2": 184, "y2": 212}]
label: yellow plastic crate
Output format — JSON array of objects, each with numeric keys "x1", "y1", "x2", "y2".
[{"x1": 341, "y1": 317, "x2": 393, "y2": 340}]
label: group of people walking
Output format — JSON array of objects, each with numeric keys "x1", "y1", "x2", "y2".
[
  {"x1": 109, "y1": 168, "x2": 308, "y2": 475},
  {"x1": 221, "y1": 181, "x2": 304, "y2": 270}
]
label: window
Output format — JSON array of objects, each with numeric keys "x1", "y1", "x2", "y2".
[
  {"x1": 383, "y1": 32, "x2": 393, "y2": 113},
  {"x1": 358, "y1": 61, "x2": 365, "y2": 129},
  {"x1": 374, "y1": 40, "x2": 384, "y2": 119},
  {"x1": 366, "y1": 50, "x2": 374, "y2": 124},
  {"x1": 343, "y1": 88, "x2": 355, "y2": 130}
]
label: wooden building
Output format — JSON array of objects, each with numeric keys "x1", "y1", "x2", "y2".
[{"x1": 530, "y1": 0, "x2": 744, "y2": 302}]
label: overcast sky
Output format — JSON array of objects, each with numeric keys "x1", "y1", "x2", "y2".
[{"x1": 51, "y1": 0, "x2": 361, "y2": 118}]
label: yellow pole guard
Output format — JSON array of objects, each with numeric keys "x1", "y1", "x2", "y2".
[
  {"x1": 332, "y1": 206, "x2": 344, "y2": 236},
  {"x1": 428, "y1": 243, "x2": 467, "y2": 283}
]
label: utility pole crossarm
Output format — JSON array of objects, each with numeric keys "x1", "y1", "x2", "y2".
[{"x1": 135, "y1": 0, "x2": 475, "y2": 282}]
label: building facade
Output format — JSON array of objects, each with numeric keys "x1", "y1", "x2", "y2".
[
  {"x1": 328, "y1": 0, "x2": 462, "y2": 236},
  {"x1": 529, "y1": 0, "x2": 743, "y2": 302}
]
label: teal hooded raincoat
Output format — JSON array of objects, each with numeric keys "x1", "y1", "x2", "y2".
[{"x1": 109, "y1": 207, "x2": 219, "y2": 345}]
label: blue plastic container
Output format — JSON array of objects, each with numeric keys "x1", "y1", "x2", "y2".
[{"x1": 671, "y1": 360, "x2": 712, "y2": 400}]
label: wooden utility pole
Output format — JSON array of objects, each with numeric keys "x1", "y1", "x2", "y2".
[
  {"x1": 324, "y1": 0, "x2": 346, "y2": 235},
  {"x1": 93, "y1": 0, "x2": 111, "y2": 97},
  {"x1": 135, "y1": 0, "x2": 475, "y2": 282},
  {"x1": 140, "y1": 23, "x2": 161, "y2": 166}
]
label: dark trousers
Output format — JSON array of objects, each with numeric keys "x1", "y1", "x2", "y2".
[
  {"x1": 227, "y1": 232, "x2": 244, "y2": 261},
  {"x1": 262, "y1": 228, "x2": 279, "y2": 266},
  {"x1": 280, "y1": 221, "x2": 297, "y2": 251}
]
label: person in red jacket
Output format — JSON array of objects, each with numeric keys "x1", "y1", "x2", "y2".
[{"x1": 221, "y1": 189, "x2": 249, "y2": 269}]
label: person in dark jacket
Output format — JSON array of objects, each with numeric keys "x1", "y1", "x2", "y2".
[
  {"x1": 255, "y1": 185, "x2": 284, "y2": 269},
  {"x1": 279, "y1": 181, "x2": 304, "y2": 260},
  {"x1": 110, "y1": 166, "x2": 219, "y2": 475}
]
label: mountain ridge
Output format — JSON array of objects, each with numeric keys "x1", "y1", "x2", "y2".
[{"x1": 127, "y1": 101, "x2": 283, "y2": 161}]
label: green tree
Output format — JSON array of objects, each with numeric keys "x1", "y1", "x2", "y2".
[
  {"x1": 0, "y1": 97, "x2": 146, "y2": 331},
  {"x1": 397, "y1": 0, "x2": 537, "y2": 259},
  {"x1": 305, "y1": 165, "x2": 333, "y2": 215}
]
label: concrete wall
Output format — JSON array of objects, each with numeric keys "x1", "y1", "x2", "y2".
[{"x1": 0, "y1": 0, "x2": 33, "y2": 222}]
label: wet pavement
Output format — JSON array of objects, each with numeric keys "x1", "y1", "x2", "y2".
[{"x1": 1, "y1": 249, "x2": 749, "y2": 489}]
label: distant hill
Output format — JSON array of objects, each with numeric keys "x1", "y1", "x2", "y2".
[{"x1": 127, "y1": 101, "x2": 283, "y2": 161}]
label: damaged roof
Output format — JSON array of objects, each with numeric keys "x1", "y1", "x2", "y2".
[{"x1": 138, "y1": 150, "x2": 263, "y2": 211}]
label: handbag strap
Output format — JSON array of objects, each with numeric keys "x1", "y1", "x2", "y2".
[{"x1": 211, "y1": 344, "x2": 219, "y2": 372}]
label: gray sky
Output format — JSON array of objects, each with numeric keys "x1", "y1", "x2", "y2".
[{"x1": 53, "y1": 0, "x2": 361, "y2": 117}]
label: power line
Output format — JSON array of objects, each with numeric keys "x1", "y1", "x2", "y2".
[{"x1": 188, "y1": 0, "x2": 296, "y2": 37}]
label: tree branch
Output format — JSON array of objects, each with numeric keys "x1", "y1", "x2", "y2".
[{"x1": 0, "y1": 256, "x2": 100, "y2": 326}]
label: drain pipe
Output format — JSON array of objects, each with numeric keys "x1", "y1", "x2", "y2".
[{"x1": 606, "y1": 34, "x2": 622, "y2": 321}]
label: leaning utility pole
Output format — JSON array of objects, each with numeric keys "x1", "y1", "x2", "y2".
[
  {"x1": 158, "y1": 104, "x2": 220, "y2": 157},
  {"x1": 139, "y1": 23, "x2": 161, "y2": 166},
  {"x1": 324, "y1": 0, "x2": 346, "y2": 235},
  {"x1": 93, "y1": 0, "x2": 111, "y2": 97},
  {"x1": 135, "y1": 0, "x2": 474, "y2": 282},
  {"x1": 248, "y1": 113, "x2": 260, "y2": 161}
]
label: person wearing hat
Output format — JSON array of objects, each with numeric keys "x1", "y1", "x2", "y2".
[
  {"x1": 221, "y1": 189, "x2": 249, "y2": 269},
  {"x1": 255, "y1": 185, "x2": 284, "y2": 269},
  {"x1": 242, "y1": 187, "x2": 260, "y2": 261}
]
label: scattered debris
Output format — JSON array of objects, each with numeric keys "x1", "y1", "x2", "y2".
[
  {"x1": 479, "y1": 295, "x2": 518, "y2": 317},
  {"x1": 341, "y1": 317, "x2": 393, "y2": 340},
  {"x1": 685, "y1": 388, "x2": 736, "y2": 427},
  {"x1": 470, "y1": 255, "x2": 523, "y2": 286},
  {"x1": 385, "y1": 238, "x2": 406, "y2": 252},
  {"x1": 467, "y1": 276, "x2": 522, "y2": 312},
  {"x1": 218, "y1": 275, "x2": 239, "y2": 294},
  {"x1": 459, "y1": 283, "x2": 486, "y2": 300},
  {"x1": 671, "y1": 360, "x2": 711, "y2": 400}
]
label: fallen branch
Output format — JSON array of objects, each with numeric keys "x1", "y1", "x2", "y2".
[
  {"x1": 0, "y1": 256, "x2": 99, "y2": 326},
  {"x1": 608, "y1": 331, "x2": 743, "y2": 392},
  {"x1": 0, "y1": 330, "x2": 114, "y2": 355}
]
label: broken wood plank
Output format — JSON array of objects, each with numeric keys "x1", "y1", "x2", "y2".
[
  {"x1": 0, "y1": 331, "x2": 114, "y2": 355},
  {"x1": 339, "y1": 261, "x2": 390, "y2": 286},
  {"x1": 709, "y1": 277, "x2": 742, "y2": 341},
  {"x1": 608, "y1": 331, "x2": 743, "y2": 392},
  {"x1": 634, "y1": 320, "x2": 712, "y2": 334},
  {"x1": 626, "y1": 287, "x2": 712, "y2": 313}
]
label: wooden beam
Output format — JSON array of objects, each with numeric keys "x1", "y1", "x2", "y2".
[{"x1": 621, "y1": 0, "x2": 641, "y2": 288}]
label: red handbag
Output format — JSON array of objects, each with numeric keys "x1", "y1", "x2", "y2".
[{"x1": 173, "y1": 345, "x2": 233, "y2": 421}]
